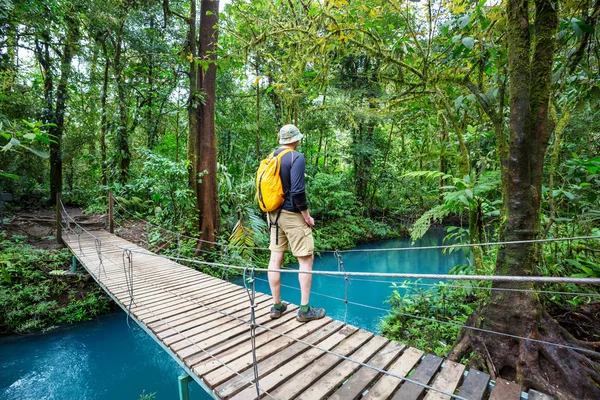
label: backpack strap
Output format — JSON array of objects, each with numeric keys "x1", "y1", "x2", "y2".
[{"x1": 268, "y1": 208, "x2": 284, "y2": 245}]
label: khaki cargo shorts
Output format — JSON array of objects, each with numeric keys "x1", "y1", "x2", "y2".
[{"x1": 268, "y1": 210, "x2": 314, "y2": 257}]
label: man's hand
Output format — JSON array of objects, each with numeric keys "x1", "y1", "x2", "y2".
[
  {"x1": 304, "y1": 215, "x2": 315, "y2": 227},
  {"x1": 301, "y1": 210, "x2": 315, "y2": 227}
]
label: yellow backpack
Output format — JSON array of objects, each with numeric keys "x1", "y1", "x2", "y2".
[{"x1": 256, "y1": 148, "x2": 293, "y2": 212}]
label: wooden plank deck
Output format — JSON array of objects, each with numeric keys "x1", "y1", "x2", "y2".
[{"x1": 63, "y1": 230, "x2": 552, "y2": 400}]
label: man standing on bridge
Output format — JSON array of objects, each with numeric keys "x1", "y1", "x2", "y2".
[{"x1": 266, "y1": 124, "x2": 326, "y2": 322}]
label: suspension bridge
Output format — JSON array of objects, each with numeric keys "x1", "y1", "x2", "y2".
[{"x1": 57, "y1": 198, "x2": 600, "y2": 400}]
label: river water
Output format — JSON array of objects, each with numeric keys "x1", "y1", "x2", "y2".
[{"x1": 0, "y1": 228, "x2": 466, "y2": 400}]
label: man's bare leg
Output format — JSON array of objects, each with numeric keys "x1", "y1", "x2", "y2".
[
  {"x1": 297, "y1": 254, "x2": 314, "y2": 305},
  {"x1": 268, "y1": 251, "x2": 285, "y2": 304}
]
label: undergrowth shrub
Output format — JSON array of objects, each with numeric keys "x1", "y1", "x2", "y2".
[{"x1": 0, "y1": 233, "x2": 111, "y2": 333}]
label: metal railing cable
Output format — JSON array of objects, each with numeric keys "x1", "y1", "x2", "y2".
[
  {"x1": 112, "y1": 196, "x2": 600, "y2": 254},
  {"x1": 80, "y1": 237, "x2": 468, "y2": 400},
  {"x1": 87, "y1": 207, "x2": 600, "y2": 297},
  {"x1": 61, "y1": 210, "x2": 473, "y2": 400},
  {"x1": 70, "y1": 237, "x2": 279, "y2": 400},
  {"x1": 59, "y1": 206, "x2": 600, "y2": 398},
  {"x1": 94, "y1": 246, "x2": 600, "y2": 355},
  {"x1": 345, "y1": 276, "x2": 600, "y2": 297},
  {"x1": 250, "y1": 276, "x2": 600, "y2": 356},
  {"x1": 121, "y1": 248, "x2": 136, "y2": 328},
  {"x1": 106, "y1": 249, "x2": 600, "y2": 284}
]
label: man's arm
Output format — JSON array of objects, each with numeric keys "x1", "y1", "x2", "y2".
[{"x1": 290, "y1": 154, "x2": 314, "y2": 227}]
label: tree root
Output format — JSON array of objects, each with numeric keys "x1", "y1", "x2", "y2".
[{"x1": 448, "y1": 292, "x2": 600, "y2": 399}]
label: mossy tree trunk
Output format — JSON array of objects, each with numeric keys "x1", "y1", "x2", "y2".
[
  {"x1": 195, "y1": 0, "x2": 220, "y2": 251},
  {"x1": 449, "y1": 2, "x2": 600, "y2": 398}
]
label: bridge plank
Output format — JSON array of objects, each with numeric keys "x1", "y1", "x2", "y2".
[
  {"x1": 185, "y1": 305, "x2": 300, "y2": 369},
  {"x1": 457, "y1": 369, "x2": 490, "y2": 400},
  {"x1": 169, "y1": 305, "x2": 272, "y2": 351},
  {"x1": 127, "y1": 280, "x2": 228, "y2": 306},
  {"x1": 528, "y1": 389, "x2": 555, "y2": 400},
  {"x1": 327, "y1": 340, "x2": 405, "y2": 400},
  {"x1": 164, "y1": 300, "x2": 272, "y2": 346},
  {"x1": 157, "y1": 295, "x2": 270, "y2": 339},
  {"x1": 215, "y1": 320, "x2": 342, "y2": 399},
  {"x1": 391, "y1": 353, "x2": 443, "y2": 400},
  {"x1": 227, "y1": 321, "x2": 352, "y2": 400},
  {"x1": 362, "y1": 346, "x2": 423, "y2": 400},
  {"x1": 489, "y1": 378, "x2": 521, "y2": 400},
  {"x1": 423, "y1": 360, "x2": 466, "y2": 400},
  {"x1": 203, "y1": 318, "x2": 334, "y2": 388},
  {"x1": 269, "y1": 329, "x2": 374, "y2": 399},
  {"x1": 295, "y1": 335, "x2": 389, "y2": 400},
  {"x1": 175, "y1": 307, "x2": 286, "y2": 360},
  {"x1": 132, "y1": 283, "x2": 239, "y2": 316},
  {"x1": 149, "y1": 292, "x2": 250, "y2": 332}
]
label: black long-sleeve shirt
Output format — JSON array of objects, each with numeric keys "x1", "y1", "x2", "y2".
[{"x1": 274, "y1": 148, "x2": 308, "y2": 212}]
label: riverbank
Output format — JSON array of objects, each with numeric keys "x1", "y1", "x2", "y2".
[{"x1": 0, "y1": 231, "x2": 115, "y2": 335}]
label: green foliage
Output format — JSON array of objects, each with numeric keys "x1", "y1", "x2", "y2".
[
  {"x1": 314, "y1": 215, "x2": 399, "y2": 251},
  {"x1": 380, "y1": 281, "x2": 478, "y2": 357},
  {"x1": 408, "y1": 171, "x2": 501, "y2": 241},
  {"x1": 139, "y1": 391, "x2": 156, "y2": 400},
  {"x1": 308, "y1": 172, "x2": 358, "y2": 220},
  {"x1": 0, "y1": 233, "x2": 111, "y2": 333},
  {"x1": 114, "y1": 150, "x2": 196, "y2": 234}
]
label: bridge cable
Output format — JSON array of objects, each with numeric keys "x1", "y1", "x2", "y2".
[
  {"x1": 122, "y1": 249, "x2": 136, "y2": 328},
  {"x1": 244, "y1": 265, "x2": 262, "y2": 399},
  {"x1": 92, "y1": 247, "x2": 466, "y2": 400},
  {"x1": 61, "y1": 207, "x2": 600, "y2": 394}
]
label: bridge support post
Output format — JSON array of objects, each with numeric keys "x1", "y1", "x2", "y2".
[
  {"x1": 56, "y1": 193, "x2": 64, "y2": 245},
  {"x1": 108, "y1": 191, "x2": 114, "y2": 234},
  {"x1": 178, "y1": 373, "x2": 193, "y2": 400},
  {"x1": 71, "y1": 255, "x2": 77, "y2": 273}
]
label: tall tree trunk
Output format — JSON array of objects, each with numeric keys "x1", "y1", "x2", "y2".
[
  {"x1": 50, "y1": 16, "x2": 78, "y2": 201},
  {"x1": 195, "y1": 0, "x2": 220, "y2": 250},
  {"x1": 450, "y1": 2, "x2": 600, "y2": 398},
  {"x1": 187, "y1": 0, "x2": 198, "y2": 192},
  {"x1": 34, "y1": 35, "x2": 54, "y2": 194},
  {"x1": 100, "y1": 42, "x2": 110, "y2": 187},
  {"x1": 113, "y1": 18, "x2": 130, "y2": 183},
  {"x1": 255, "y1": 64, "x2": 261, "y2": 160},
  {"x1": 35, "y1": 16, "x2": 78, "y2": 204},
  {"x1": 146, "y1": 15, "x2": 157, "y2": 149}
]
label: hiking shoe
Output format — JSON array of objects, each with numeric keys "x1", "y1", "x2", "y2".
[
  {"x1": 270, "y1": 303, "x2": 288, "y2": 319},
  {"x1": 296, "y1": 307, "x2": 326, "y2": 322}
]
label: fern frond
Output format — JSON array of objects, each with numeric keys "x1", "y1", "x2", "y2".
[{"x1": 410, "y1": 205, "x2": 450, "y2": 241}]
